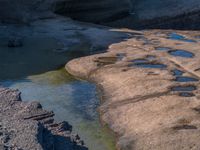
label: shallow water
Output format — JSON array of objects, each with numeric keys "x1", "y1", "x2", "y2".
[
  {"x1": 0, "y1": 37, "x2": 115, "y2": 150},
  {"x1": 135, "y1": 63, "x2": 167, "y2": 69},
  {"x1": 175, "y1": 76, "x2": 199, "y2": 82},
  {"x1": 155, "y1": 47, "x2": 172, "y2": 51},
  {"x1": 168, "y1": 50, "x2": 194, "y2": 58},
  {"x1": 179, "y1": 92, "x2": 195, "y2": 97},
  {"x1": 172, "y1": 69, "x2": 184, "y2": 76},
  {"x1": 171, "y1": 85, "x2": 196, "y2": 92},
  {"x1": 168, "y1": 33, "x2": 196, "y2": 43}
]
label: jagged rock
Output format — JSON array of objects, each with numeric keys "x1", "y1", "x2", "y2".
[{"x1": 0, "y1": 87, "x2": 88, "y2": 150}]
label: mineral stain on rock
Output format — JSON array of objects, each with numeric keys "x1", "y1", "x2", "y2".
[
  {"x1": 95, "y1": 56, "x2": 119, "y2": 67},
  {"x1": 173, "y1": 124, "x2": 197, "y2": 130}
]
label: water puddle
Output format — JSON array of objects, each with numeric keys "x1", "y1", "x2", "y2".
[
  {"x1": 172, "y1": 69, "x2": 184, "y2": 76},
  {"x1": 179, "y1": 92, "x2": 195, "y2": 97},
  {"x1": 131, "y1": 58, "x2": 167, "y2": 69},
  {"x1": 168, "y1": 33, "x2": 196, "y2": 43},
  {"x1": 194, "y1": 35, "x2": 200, "y2": 39},
  {"x1": 134, "y1": 63, "x2": 167, "y2": 69},
  {"x1": 155, "y1": 47, "x2": 172, "y2": 51},
  {"x1": 168, "y1": 50, "x2": 194, "y2": 58},
  {"x1": 175, "y1": 76, "x2": 199, "y2": 82},
  {"x1": 132, "y1": 59, "x2": 149, "y2": 64},
  {"x1": 0, "y1": 37, "x2": 115, "y2": 150},
  {"x1": 171, "y1": 85, "x2": 197, "y2": 92}
]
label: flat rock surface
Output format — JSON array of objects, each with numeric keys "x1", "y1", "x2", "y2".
[{"x1": 66, "y1": 29, "x2": 200, "y2": 150}]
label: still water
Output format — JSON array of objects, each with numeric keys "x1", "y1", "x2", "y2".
[{"x1": 0, "y1": 36, "x2": 115, "y2": 150}]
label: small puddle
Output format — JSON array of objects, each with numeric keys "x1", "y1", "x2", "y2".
[
  {"x1": 175, "y1": 76, "x2": 199, "y2": 82},
  {"x1": 168, "y1": 33, "x2": 196, "y2": 43},
  {"x1": 134, "y1": 63, "x2": 167, "y2": 69},
  {"x1": 172, "y1": 69, "x2": 184, "y2": 76},
  {"x1": 132, "y1": 59, "x2": 149, "y2": 64},
  {"x1": 179, "y1": 92, "x2": 195, "y2": 97},
  {"x1": 131, "y1": 58, "x2": 167, "y2": 69},
  {"x1": 171, "y1": 85, "x2": 197, "y2": 92},
  {"x1": 168, "y1": 50, "x2": 194, "y2": 58},
  {"x1": 155, "y1": 47, "x2": 172, "y2": 51}
]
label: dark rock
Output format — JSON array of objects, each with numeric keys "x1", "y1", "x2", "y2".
[
  {"x1": 7, "y1": 38, "x2": 23, "y2": 48},
  {"x1": 54, "y1": 0, "x2": 131, "y2": 24}
]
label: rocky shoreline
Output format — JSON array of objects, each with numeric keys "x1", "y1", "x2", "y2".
[
  {"x1": 0, "y1": 87, "x2": 88, "y2": 150},
  {"x1": 1, "y1": 1, "x2": 200, "y2": 149},
  {"x1": 66, "y1": 29, "x2": 200, "y2": 150},
  {"x1": 0, "y1": 16, "x2": 129, "y2": 150}
]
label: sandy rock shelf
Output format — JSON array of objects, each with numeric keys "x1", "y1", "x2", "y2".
[{"x1": 66, "y1": 29, "x2": 200, "y2": 150}]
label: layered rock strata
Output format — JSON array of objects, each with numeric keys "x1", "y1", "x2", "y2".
[{"x1": 0, "y1": 87, "x2": 87, "y2": 150}]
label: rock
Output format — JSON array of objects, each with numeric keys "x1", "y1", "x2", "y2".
[
  {"x1": 56, "y1": 121, "x2": 72, "y2": 132},
  {"x1": 54, "y1": 0, "x2": 131, "y2": 24},
  {"x1": 0, "y1": 87, "x2": 88, "y2": 150},
  {"x1": 0, "y1": 0, "x2": 56, "y2": 23},
  {"x1": 101, "y1": 0, "x2": 200, "y2": 29},
  {"x1": 66, "y1": 29, "x2": 200, "y2": 150},
  {"x1": 7, "y1": 38, "x2": 23, "y2": 47},
  {"x1": 1, "y1": 0, "x2": 200, "y2": 29},
  {"x1": 129, "y1": 0, "x2": 200, "y2": 29}
]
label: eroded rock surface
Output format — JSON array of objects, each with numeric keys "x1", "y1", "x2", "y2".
[
  {"x1": 0, "y1": 87, "x2": 87, "y2": 150},
  {"x1": 66, "y1": 30, "x2": 200, "y2": 150}
]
